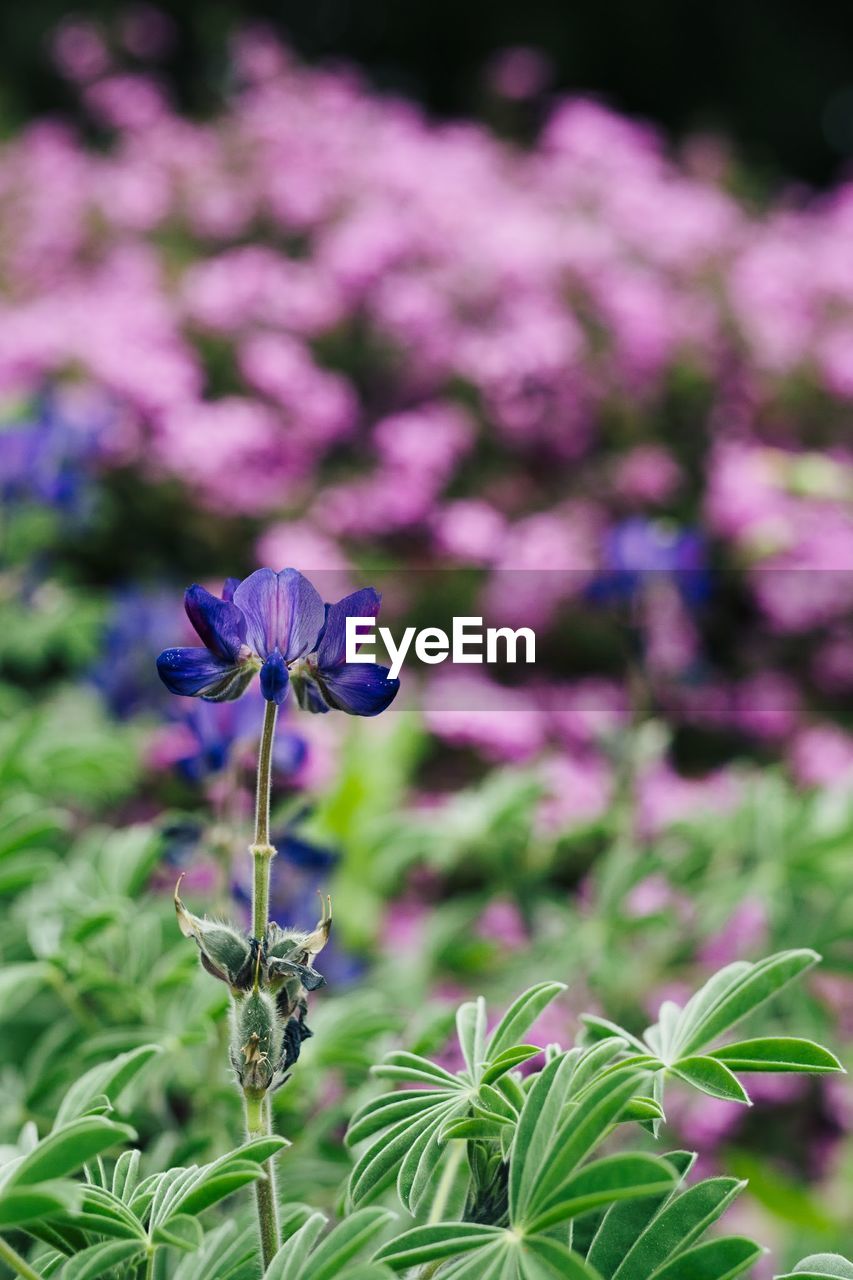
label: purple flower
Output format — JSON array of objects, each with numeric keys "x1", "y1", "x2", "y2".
[
  {"x1": 289, "y1": 587, "x2": 400, "y2": 717},
  {"x1": 590, "y1": 518, "x2": 710, "y2": 607},
  {"x1": 156, "y1": 569, "x2": 399, "y2": 715}
]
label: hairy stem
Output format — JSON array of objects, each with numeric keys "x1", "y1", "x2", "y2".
[
  {"x1": 0, "y1": 1236, "x2": 44, "y2": 1280},
  {"x1": 250, "y1": 700, "x2": 279, "y2": 938},
  {"x1": 244, "y1": 1091, "x2": 280, "y2": 1268},
  {"x1": 246, "y1": 698, "x2": 281, "y2": 1267}
]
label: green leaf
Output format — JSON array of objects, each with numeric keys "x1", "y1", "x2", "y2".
[
  {"x1": 350, "y1": 1108, "x2": 445, "y2": 1206},
  {"x1": 525, "y1": 1067, "x2": 645, "y2": 1222},
  {"x1": 523, "y1": 1237, "x2": 605, "y2": 1279},
  {"x1": 7, "y1": 1118, "x2": 136, "y2": 1186},
  {"x1": 587, "y1": 1152, "x2": 696, "y2": 1279},
  {"x1": 611, "y1": 1178, "x2": 745, "y2": 1280},
  {"x1": 580, "y1": 1015, "x2": 648, "y2": 1056},
  {"x1": 346, "y1": 1091, "x2": 453, "y2": 1147},
  {"x1": 54, "y1": 1045, "x2": 162, "y2": 1127},
  {"x1": 58, "y1": 1239, "x2": 147, "y2": 1280},
  {"x1": 456, "y1": 997, "x2": 488, "y2": 1079},
  {"x1": 672, "y1": 1057, "x2": 751, "y2": 1105},
  {"x1": 111, "y1": 1149, "x2": 142, "y2": 1202},
  {"x1": 709, "y1": 1038, "x2": 844, "y2": 1074},
  {"x1": 153, "y1": 1213, "x2": 204, "y2": 1251},
  {"x1": 487, "y1": 983, "x2": 568, "y2": 1059},
  {"x1": 304, "y1": 1207, "x2": 394, "y2": 1280},
  {"x1": 509, "y1": 1051, "x2": 576, "y2": 1225},
  {"x1": 674, "y1": 951, "x2": 819, "y2": 1057},
  {"x1": 371, "y1": 1052, "x2": 464, "y2": 1088},
  {"x1": 0, "y1": 1180, "x2": 83, "y2": 1227},
  {"x1": 527, "y1": 1154, "x2": 679, "y2": 1233},
  {"x1": 650, "y1": 1237, "x2": 764, "y2": 1280},
  {"x1": 263, "y1": 1212, "x2": 328, "y2": 1280},
  {"x1": 374, "y1": 1223, "x2": 502, "y2": 1270},
  {"x1": 777, "y1": 1257, "x2": 853, "y2": 1279},
  {"x1": 480, "y1": 1046, "x2": 541, "y2": 1084},
  {"x1": 398, "y1": 1103, "x2": 464, "y2": 1212}
]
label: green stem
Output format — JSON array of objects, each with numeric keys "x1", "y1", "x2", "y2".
[
  {"x1": 143, "y1": 1245, "x2": 156, "y2": 1280},
  {"x1": 245, "y1": 699, "x2": 281, "y2": 1267},
  {"x1": 250, "y1": 700, "x2": 279, "y2": 939},
  {"x1": 244, "y1": 1092, "x2": 280, "y2": 1269},
  {"x1": 0, "y1": 1236, "x2": 44, "y2": 1280}
]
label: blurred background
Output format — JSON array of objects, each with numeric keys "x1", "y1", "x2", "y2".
[{"x1": 1, "y1": 4, "x2": 852, "y2": 1275}]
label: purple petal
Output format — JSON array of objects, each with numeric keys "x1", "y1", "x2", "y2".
[
  {"x1": 233, "y1": 568, "x2": 325, "y2": 662},
  {"x1": 157, "y1": 647, "x2": 254, "y2": 701},
  {"x1": 221, "y1": 576, "x2": 241, "y2": 602},
  {"x1": 318, "y1": 663, "x2": 400, "y2": 716},
  {"x1": 317, "y1": 588, "x2": 382, "y2": 669},
  {"x1": 292, "y1": 670, "x2": 331, "y2": 715},
  {"x1": 184, "y1": 585, "x2": 247, "y2": 662},
  {"x1": 260, "y1": 650, "x2": 290, "y2": 704}
]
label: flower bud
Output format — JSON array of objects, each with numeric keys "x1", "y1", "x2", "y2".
[
  {"x1": 231, "y1": 989, "x2": 282, "y2": 1095},
  {"x1": 175, "y1": 878, "x2": 254, "y2": 989}
]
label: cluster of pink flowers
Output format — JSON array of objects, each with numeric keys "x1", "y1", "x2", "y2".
[{"x1": 3, "y1": 18, "x2": 853, "y2": 810}]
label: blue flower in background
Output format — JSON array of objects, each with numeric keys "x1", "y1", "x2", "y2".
[
  {"x1": 173, "y1": 688, "x2": 308, "y2": 783},
  {"x1": 0, "y1": 384, "x2": 110, "y2": 515},
  {"x1": 156, "y1": 569, "x2": 399, "y2": 715},
  {"x1": 590, "y1": 518, "x2": 710, "y2": 607},
  {"x1": 94, "y1": 588, "x2": 179, "y2": 718}
]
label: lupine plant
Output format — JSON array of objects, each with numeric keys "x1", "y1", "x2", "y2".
[{"x1": 0, "y1": 565, "x2": 849, "y2": 1279}]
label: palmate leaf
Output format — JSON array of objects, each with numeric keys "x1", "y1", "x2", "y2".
[
  {"x1": 347, "y1": 984, "x2": 567, "y2": 1214},
  {"x1": 57, "y1": 1238, "x2": 147, "y2": 1280}
]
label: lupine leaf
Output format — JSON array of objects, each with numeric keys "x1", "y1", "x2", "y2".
[
  {"x1": 372, "y1": 1053, "x2": 464, "y2": 1087},
  {"x1": 111, "y1": 1149, "x2": 141, "y2": 1202},
  {"x1": 587, "y1": 1152, "x2": 696, "y2": 1279},
  {"x1": 486, "y1": 983, "x2": 568, "y2": 1059},
  {"x1": 650, "y1": 1236, "x2": 764, "y2": 1280},
  {"x1": 481, "y1": 1046, "x2": 541, "y2": 1084},
  {"x1": 527, "y1": 1154, "x2": 679, "y2": 1233},
  {"x1": 569, "y1": 1040, "x2": 629, "y2": 1096},
  {"x1": 303, "y1": 1207, "x2": 394, "y2": 1280},
  {"x1": 509, "y1": 1051, "x2": 576, "y2": 1225},
  {"x1": 777, "y1": 1257, "x2": 853, "y2": 1278},
  {"x1": 525, "y1": 1067, "x2": 644, "y2": 1220},
  {"x1": 350, "y1": 1109, "x2": 443, "y2": 1206},
  {"x1": 57, "y1": 1239, "x2": 147, "y2": 1280},
  {"x1": 523, "y1": 1237, "x2": 605, "y2": 1279},
  {"x1": 610, "y1": 1178, "x2": 745, "y2": 1280},
  {"x1": 54, "y1": 1045, "x2": 162, "y2": 1127},
  {"x1": 262, "y1": 1212, "x2": 327, "y2": 1280},
  {"x1": 6, "y1": 1118, "x2": 136, "y2": 1186},
  {"x1": 457, "y1": 997, "x2": 488, "y2": 1079},
  {"x1": 708, "y1": 1038, "x2": 844, "y2": 1074},
  {"x1": 580, "y1": 1016, "x2": 647, "y2": 1055},
  {"x1": 346, "y1": 1091, "x2": 453, "y2": 1146},
  {"x1": 374, "y1": 1223, "x2": 502, "y2": 1270},
  {"x1": 152, "y1": 1213, "x2": 204, "y2": 1251},
  {"x1": 398, "y1": 1101, "x2": 464, "y2": 1211},
  {"x1": 674, "y1": 952, "x2": 819, "y2": 1057},
  {"x1": 0, "y1": 1180, "x2": 83, "y2": 1227},
  {"x1": 672, "y1": 1057, "x2": 751, "y2": 1104}
]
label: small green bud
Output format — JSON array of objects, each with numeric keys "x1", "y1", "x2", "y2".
[
  {"x1": 174, "y1": 877, "x2": 254, "y2": 990},
  {"x1": 231, "y1": 990, "x2": 282, "y2": 1094}
]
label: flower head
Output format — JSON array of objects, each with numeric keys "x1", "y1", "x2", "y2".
[{"x1": 156, "y1": 569, "x2": 399, "y2": 715}]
